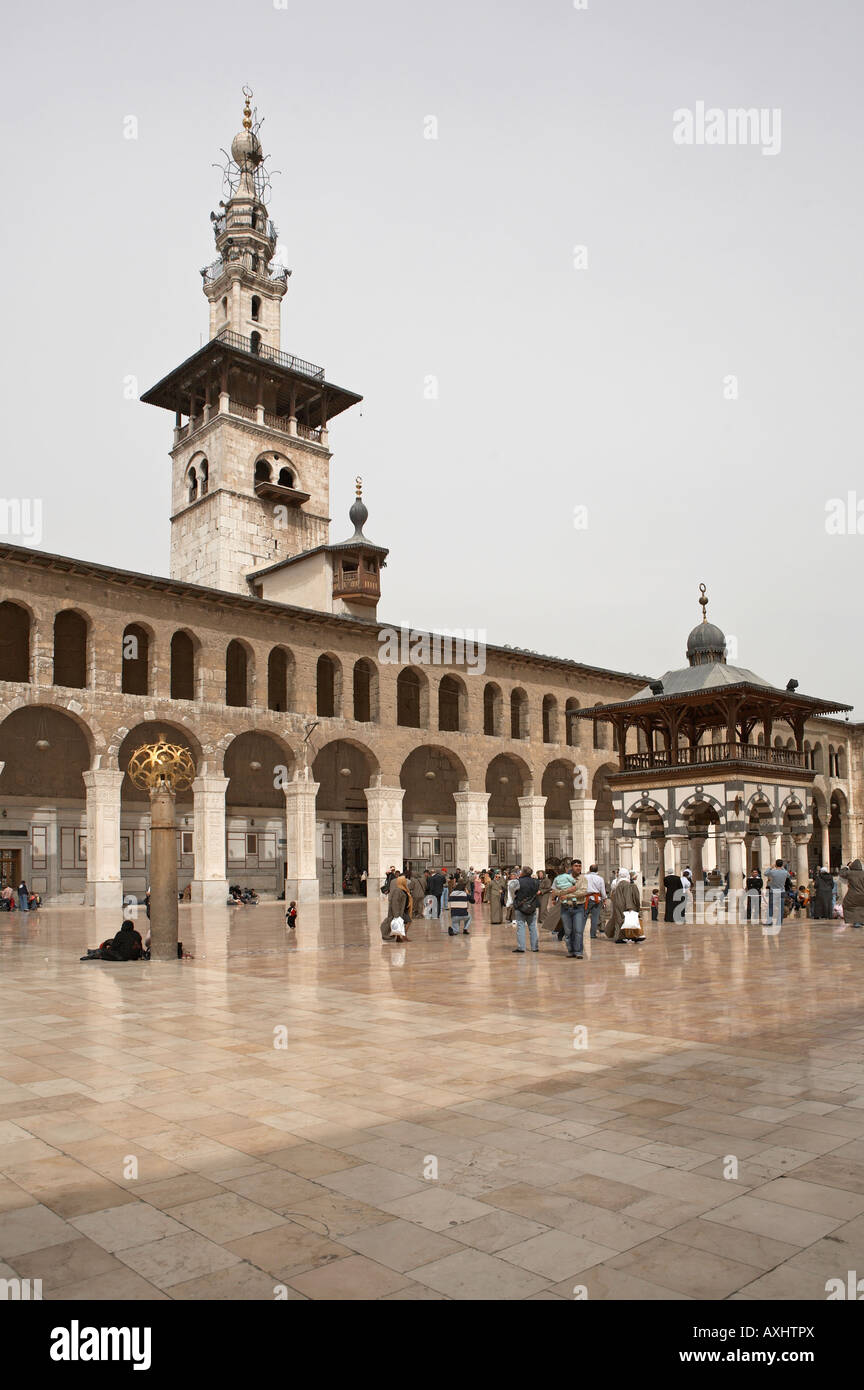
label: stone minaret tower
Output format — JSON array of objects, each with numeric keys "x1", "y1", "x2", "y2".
[{"x1": 141, "y1": 89, "x2": 362, "y2": 596}]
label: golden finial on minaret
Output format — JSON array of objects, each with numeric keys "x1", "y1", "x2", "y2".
[
  {"x1": 355, "y1": 475, "x2": 363, "y2": 497},
  {"x1": 242, "y1": 85, "x2": 253, "y2": 131},
  {"x1": 698, "y1": 582, "x2": 708, "y2": 623}
]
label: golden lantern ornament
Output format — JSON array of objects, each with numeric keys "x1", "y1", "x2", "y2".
[{"x1": 127, "y1": 735, "x2": 196, "y2": 793}]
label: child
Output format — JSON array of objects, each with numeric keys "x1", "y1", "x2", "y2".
[
  {"x1": 650, "y1": 888, "x2": 659, "y2": 922},
  {"x1": 286, "y1": 901, "x2": 297, "y2": 929}
]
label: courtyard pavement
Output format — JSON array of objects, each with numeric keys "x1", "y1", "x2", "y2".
[{"x1": 1, "y1": 898, "x2": 863, "y2": 1301}]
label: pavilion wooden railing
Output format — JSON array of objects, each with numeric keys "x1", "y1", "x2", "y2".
[{"x1": 623, "y1": 743, "x2": 807, "y2": 772}]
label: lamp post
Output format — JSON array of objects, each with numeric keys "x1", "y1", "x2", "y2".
[{"x1": 127, "y1": 735, "x2": 196, "y2": 961}]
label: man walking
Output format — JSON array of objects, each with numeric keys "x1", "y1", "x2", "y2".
[
  {"x1": 512, "y1": 866, "x2": 541, "y2": 954},
  {"x1": 551, "y1": 859, "x2": 588, "y2": 959},
  {"x1": 585, "y1": 863, "x2": 607, "y2": 941},
  {"x1": 427, "y1": 866, "x2": 445, "y2": 920},
  {"x1": 765, "y1": 859, "x2": 791, "y2": 927}
]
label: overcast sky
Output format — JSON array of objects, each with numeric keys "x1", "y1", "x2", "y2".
[{"x1": 2, "y1": 0, "x2": 862, "y2": 715}]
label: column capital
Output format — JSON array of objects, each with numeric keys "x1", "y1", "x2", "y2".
[
  {"x1": 453, "y1": 790, "x2": 490, "y2": 808},
  {"x1": 82, "y1": 769, "x2": 124, "y2": 794},
  {"x1": 570, "y1": 797, "x2": 596, "y2": 814},
  {"x1": 364, "y1": 785, "x2": 404, "y2": 808},
  {"x1": 191, "y1": 774, "x2": 230, "y2": 795},
  {"x1": 517, "y1": 795, "x2": 547, "y2": 810}
]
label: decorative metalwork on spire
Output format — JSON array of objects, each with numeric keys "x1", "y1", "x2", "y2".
[
  {"x1": 698, "y1": 581, "x2": 709, "y2": 623},
  {"x1": 242, "y1": 85, "x2": 253, "y2": 132}
]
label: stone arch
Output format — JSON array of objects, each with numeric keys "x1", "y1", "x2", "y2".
[
  {"x1": 121, "y1": 621, "x2": 153, "y2": 697},
  {"x1": 565, "y1": 697, "x2": 580, "y2": 748},
  {"x1": 352, "y1": 657, "x2": 378, "y2": 723},
  {"x1": 541, "y1": 757, "x2": 578, "y2": 821},
  {"x1": 486, "y1": 751, "x2": 533, "y2": 819},
  {"x1": 254, "y1": 450, "x2": 300, "y2": 493},
  {"x1": 0, "y1": 706, "x2": 94, "y2": 799},
  {"x1": 400, "y1": 744, "x2": 468, "y2": 819},
  {"x1": 316, "y1": 652, "x2": 343, "y2": 718},
  {"x1": 226, "y1": 638, "x2": 253, "y2": 708},
  {"x1": 542, "y1": 694, "x2": 559, "y2": 745},
  {"x1": 313, "y1": 737, "x2": 379, "y2": 814},
  {"x1": 53, "y1": 608, "x2": 89, "y2": 690},
  {"x1": 170, "y1": 628, "x2": 198, "y2": 702},
  {"x1": 267, "y1": 645, "x2": 295, "y2": 713},
  {"x1": 438, "y1": 673, "x2": 467, "y2": 733},
  {"x1": 396, "y1": 666, "x2": 428, "y2": 729},
  {"x1": 117, "y1": 720, "x2": 203, "y2": 806},
  {"x1": 223, "y1": 730, "x2": 295, "y2": 808},
  {"x1": 510, "y1": 687, "x2": 529, "y2": 741},
  {"x1": 483, "y1": 682, "x2": 503, "y2": 737}
]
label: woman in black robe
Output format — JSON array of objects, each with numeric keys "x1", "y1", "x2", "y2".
[{"x1": 663, "y1": 872, "x2": 683, "y2": 922}]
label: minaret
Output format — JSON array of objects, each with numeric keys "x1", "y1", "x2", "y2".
[
  {"x1": 202, "y1": 88, "x2": 287, "y2": 351},
  {"x1": 141, "y1": 90, "x2": 362, "y2": 597}
]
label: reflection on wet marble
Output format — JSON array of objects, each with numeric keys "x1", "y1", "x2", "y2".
[{"x1": 1, "y1": 899, "x2": 863, "y2": 1300}]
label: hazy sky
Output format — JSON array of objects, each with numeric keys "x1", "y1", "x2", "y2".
[{"x1": 2, "y1": 0, "x2": 862, "y2": 715}]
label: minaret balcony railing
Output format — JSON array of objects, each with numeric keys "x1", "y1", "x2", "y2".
[
  {"x1": 213, "y1": 328, "x2": 325, "y2": 382},
  {"x1": 201, "y1": 256, "x2": 288, "y2": 285}
]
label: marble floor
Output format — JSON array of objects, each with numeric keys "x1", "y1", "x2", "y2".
[{"x1": 1, "y1": 898, "x2": 864, "y2": 1301}]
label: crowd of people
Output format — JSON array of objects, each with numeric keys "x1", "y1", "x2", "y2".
[
  {"x1": 661, "y1": 858, "x2": 864, "y2": 927},
  {"x1": 378, "y1": 861, "x2": 649, "y2": 955},
  {"x1": 0, "y1": 879, "x2": 41, "y2": 911},
  {"x1": 376, "y1": 856, "x2": 864, "y2": 947}
]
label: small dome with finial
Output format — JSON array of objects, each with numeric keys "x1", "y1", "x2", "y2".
[
  {"x1": 349, "y1": 476, "x2": 368, "y2": 538},
  {"x1": 686, "y1": 583, "x2": 726, "y2": 666}
]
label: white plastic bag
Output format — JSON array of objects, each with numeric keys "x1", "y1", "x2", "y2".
[{"x1": 390, "y1": 915, "x2": 406, "y2": 938}]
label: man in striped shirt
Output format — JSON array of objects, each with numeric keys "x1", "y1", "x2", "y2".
[{"x1": 448, "y1": 878, "x2": 471, "y2": 935}]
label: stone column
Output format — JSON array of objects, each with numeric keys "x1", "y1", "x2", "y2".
[
  {"x1": 821, "y1": 821, "x2": 830, "y2": 867},
  {"x1": 284, "y1": 777, "x2": 320, "y2": 902},
  {"x1": 793, "y1": 834, "x2": 810, "y2": 888},
  {"x1": 570, "y1": 797, "x2": 596, "y2": 866},
  {"x1": 83, "y1": 769, "x2": 124, "y2": 910},
  {"x1": 190, "y1": 775, "x2": 230, "y2": 904},
  {"x1": 149, "y1": 783, "x2": 179, "y2": 959},
  {"x1": 726, "y1": 834, "x2": 746, "y2": 894},
  {"x1": 365, "y1": 785, "x2": 404, "y2": 894},
  {"x1": 454, "y1": 791, "x2": 490, "y2": 871},
  {"x1": 518, "y1": 795, "x2": 547, "y2": 872},
  {"x1": 770, "y1": 831, "x2": 784, "y2": 864}
]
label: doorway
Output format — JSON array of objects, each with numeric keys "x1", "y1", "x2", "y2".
[{"x1": 0, "y1": 848, "x2": 21, "y2": 890}]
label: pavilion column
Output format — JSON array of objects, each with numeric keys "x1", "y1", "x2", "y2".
[
  {"x1": 570, "y1": 797, "x2": 596, "y2": 866},
  {"x1": 190, "y1": 775, "x2": 229, "y2": 904},
  {"x1": 616, "y1": 836, "x2": 635, "y2": 871},
  {"x1": 793, "y1": 834, "x2": 810, "y2": 888},
  {"x1": 689, "y1": 834, "x2": 707, "y2": 881},
  {"x1": 83, "y1": 769, "x2": 124, "y2": 910},
  {"x1": 666, "y1": 833, "x2": 689, "y2": 874},
  {"x1": 726, "y1": 834, "x2": 746, "y2": 895},
  {"x1": 454, "y1": 791, "x2": 489, "y2": 871},
  {"x1": 518, "y1": 795, "x2": 547, "y2": 872},
  {"x1": 284, "y1": 777, "x2": 320, "y2": 902},
  {"x1": 365, "y1": 785, "x2": 404, "y2": 893},
  {"x1": 770, "y1": 831, "x2": 783, "y2": 864},
  {"x1": 821, "y1": 820, "x2": 830, "y2": 867}
]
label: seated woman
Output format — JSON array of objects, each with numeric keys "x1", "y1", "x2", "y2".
[{"x1": 81, "y1": 920, "x2": 144, "y2": 961}]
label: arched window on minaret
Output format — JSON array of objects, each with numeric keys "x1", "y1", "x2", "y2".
[
  {"x1": 250, "y1": 330, "x2": 261, "y2": 355},
  {"x1": 255, "y1": 459, "x2": 271, "y2": 485},
  {"x1": 200, "y1": 459, "x2": 209, "y2": 496},
  {"x1": 221, "y1": 295, "x2": 228, "y2": 321},
  {"x1": 277, "y1": 466, "x2": 294, "y2": 489},
  {"x1": 251, "y1": 295, "x2": 261, "y2": 322},
  {"x1": 187, "y1": 467, "x2": 198, "y2": 503}
]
